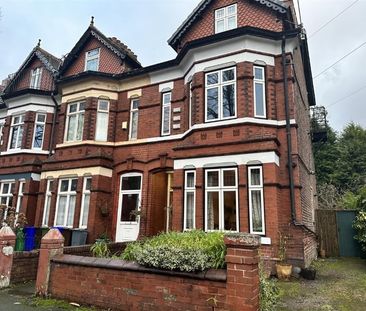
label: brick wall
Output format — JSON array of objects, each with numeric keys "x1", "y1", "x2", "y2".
[{"x1": 11, "y1": 251, "x2": 39, "y2": 284}]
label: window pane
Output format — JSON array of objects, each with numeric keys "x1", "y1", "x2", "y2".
[
  {"x1": 60, "y1": 180, "x2": 69, "y2": 192},
  {"x1": 121, "y1": 176, "x2": 141, "y2": 191},
  {"x1": 79, "y1": 102, "x2": 85, "y2": 111},
  {"x1": 69, "y1": 104, "x2": 77, "y2": 113},
  {"x1": 85, "y1": 178, "x2": 92, "y2": 191},
  {"x1": 71, "y1": 179, "x2": 78, "y2": 191},
  {"x1": 216, "y1": 8, "x2": 224, "y2": 18},
  {"x1": 81, "y1": 193, "x2": 90, "y2": 227},
  {"x1": 251, "y1": 190, "x2": 263, "y2": 232},
  {"x1": 121, "y1": 193, "x2": 139, "y2": 222},
  {"x1": 16, "y1": 126, "x2": 23, "y2": 148},
  {"x1": 222, "y1": 69, "x2": 235, "y2": 82},
  {"x1": 2, "y1": 183, "x2": 9, "y2": 194},
  {"x1": 86, "y1": 59, "x2": 98, "y2": 71},
  {"x1": 207, "y1": 73, "x2": 219, "y2": 85},
  {"x1": 186, "y1": 172, "x2": 195, "y2": 188},
  {"x1": 163, "y1": 105, "x2": 170, "y2": 134},
  {"x1": 207, "y1": 192, "x2": 219, "y2": 230},
  {"x1": 132, "y1": 99, "x2": 139, "y2": 110},
  {"x1": 87, "y1": 49, "x2": 99, "y2": 57},
  {"x1": 223, "y1": 170, "x2": 236, "y2": 187},
  {"x1": 33, "y1": 124, "x2": 44, "y2": 148},
  {"x1": 43, "y1": 196, "x2": 51, "y2": 226},
  {"x1": 228, "y1": 16, "x2": 236, "y2": 30},
  {"x1": 185, "y1": 192, "x2": 195, "y2": 230},
  {"x1": 96, "y1": 112, "x2": 108, "y2": 141},
  {"x1": 163, "y1": 93, "x2": 171, "y2": 104},
  {"x1": 67, "y1": 115, "x2": 77, "y2": 141},
  {"x1": 207, "y1": 87, "x2": 219, "y2": 120},
  {"x1": 216, "y1": 20, "x2": 225, "y2": 33},
  {"x1": 130, "y1": 111, "x2": 138, "y2": 139},
  {"x1": 228, "y1": 5, "x2": 236, "y2": 15},
  {"x1": 224, "y1": 191, "x2": 237, "y2": 231},
  {"x1": 222, "y1": 84, "x2": 235, "y2": 118},
  {"x1": 207, "y1": 171, "x2": 219, "y2": 187},
  {"x1": 254, "y1": 67, "x2": 264, "y2": 80},
  {"x1": 76, "y1": 113, "x2": 84, "y2": 141},
  {"x1": 98, "y1": 101, "x2": 109, "y2": 111},
  {"x1": 250, "y1": 168, "x2": 261, "y2": 186},
  {"x1": 56, "y1": 196, "x2": 67, "y2": 225},
  {"x1": 255, "y1": 83, "x2": 265, "y2": 117},
  {"x1": 37, "y1": 114, "x2": 46, "y2": 122},
  {"x1": 10, "y1": 127, "x2": 18, "y2": 149},
  {"x1": 67, "y1": 195, "x2": 76, "y2": 226}
]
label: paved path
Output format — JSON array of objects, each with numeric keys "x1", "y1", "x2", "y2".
[{"x1": 0, "y1": 282, "x2": 36, "y2": 310}]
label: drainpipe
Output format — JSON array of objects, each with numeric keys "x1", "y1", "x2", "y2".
[
  {"x1": 281, "y1": 34, "x2": 296, "y2": 223},
  {"x1": 49, "y1": 93, "x2": 58, "y2": 156}
]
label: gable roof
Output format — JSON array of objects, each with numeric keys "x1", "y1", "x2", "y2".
[
  {"x1": 168, "y1": 0, "x2": 288, "y2": 49},
  {"x1": 3, "y1": 45, "x2": 61, "y2": 94},
  {"x1": 59, "y1": 24, "x2": 141, "y2": 76}
]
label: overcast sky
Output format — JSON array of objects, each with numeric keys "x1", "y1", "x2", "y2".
[{"x1": 0, "y1": 0, "x2": 365, "y2": 132}]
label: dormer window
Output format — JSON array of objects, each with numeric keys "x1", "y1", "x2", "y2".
[
  {"x1": 85, "y1": 48, "x2": 100, "y2": 71},
  {"x1": 30, "y1": 68, "x2": 42, "y2": 89},
  {"x1": 215, "y1": 4, "x2": 237, "y2": 34}
]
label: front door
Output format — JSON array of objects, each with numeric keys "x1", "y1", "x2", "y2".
[{"x1": 115, "y1": 173, "x2": 142, "y2": 242}]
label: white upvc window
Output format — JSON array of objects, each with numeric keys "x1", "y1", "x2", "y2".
[
  {"x1": 79, "y1": 177, "x2": 91, "y2": 228},
  {"x1": 95, "y1": 100, "x2": 109, "y2": 141},
  {"x1": 205, "y1": 67, "x2": 236, "y2": 122},
  {"x1": 161, "y1": 92, "x2": 171, "y2": 136},
  {"x1": 189, "y1": 82, "x2": 193, "y2": 128},
  {"x1": 42, "y1": 179, "x2": 54, "y2": 227},
  {"x1": 54, "y1": 178, "x2": 78, "y2": 228},
  {"x1": 0, "y1": 122, "x2": 4, "y2": 146},
  {"x1": 184, "y1": 171, "x2": 196, "y2": 230},
  {"x1": 248, "y1": 166, "x2": 265, "y2": 235},
  {"x1": 9, "y1": 114, "x2": 25, "y2": 150},
  {"x1": 205, "y1": 168, "x2": 238, "y2": 232},
  {"x1": 129, "y1": 98, "x2": 139, "y2": 140},
  {"x1": 253, "y1": 66, "x2": 266, "y2": 118},
  {"x1": 30, "y1": 67, "x2": 42, "y2": 89},
  {"x1": 65, "y1": 101, "x2": 85, "y2": 142},
  {"x1": 85, "y1": 48, "x2": 100, "y2": 71},
  {"x1": 0, "y1": 181, "x2": 15, "y2": 219},
  {"x1": 215, "y1": 4, "x2": 237, "y2": 34},
  {"x1": 15, "y1": 181, "x2": 25, "y2": 216},
  {"x1": 32, "y1": 113, "x2": 46, "y2": 149}
]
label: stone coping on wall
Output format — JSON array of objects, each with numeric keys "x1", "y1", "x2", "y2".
[
  {"x1": 51, "y1": 254, "x2": 227, "y2": 282},
  {"x1": 14, "y1": 250, "x2": 39, "y2": 258}
]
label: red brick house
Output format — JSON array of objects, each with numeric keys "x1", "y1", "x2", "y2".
[{"x1": 1, "y1": 0, "x2": 317, "y2": 267}]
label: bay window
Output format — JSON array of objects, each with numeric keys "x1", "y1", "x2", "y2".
[
  {"x1": 215, "y1": 4, "x2": 237, "y2": 34},
  {"x1": 205, "y1": 67, "x2": 236, "y2": 122},
  {"x1": 85, "y1": 48, "x2": 100, "y2": 71},
  {"x1": 205, "y1": 168, "x2": 238, "y2": 231},
  {"x1": 248, "y1": 166, "x2": 265, "y2": 234},
  {"x1": 79, "y1": 177, "x2": 91, "y2": 228},
  {"x1": 95, "y1": 100, "x2": 109, "y2": 141},
  {"x1": 161, "y1": 92, "x2": 171, "y2": 136},
  {"x1": 129, "y1": 98, "x2": 139, "y2": 140},
  {"x1": 184, "y1": 171, "x2": 196, "y2": 230},
  {"x1": 32, "y1": 113, "x2": 46, "y2": 149},
  {"x1": 65, "y1": 101, "x2": 85, "y2": 142},
  {"x1": 42, "y1": 179, "x2": 54, "y2": 227},
  {"x1": 9, "y1": 114, "x2": 24, "y2": 150},
  {"x1": 253, "y1": 66, "x2": 266, "y2": 118},
  {"x1": 54, "y1": 178, "x2": 77, "y2": 227},
  {"x1": 0, "y1": 182, "x2": 15, "y2": 219}
]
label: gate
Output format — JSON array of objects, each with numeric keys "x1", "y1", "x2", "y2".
[{"x1": 336, "y1": 211, "x2": 361, "y2": 257}]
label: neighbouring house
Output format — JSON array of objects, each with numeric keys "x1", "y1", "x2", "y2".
[{"x1": 0, "y1": 0, "x2": 317, "y2": 268}]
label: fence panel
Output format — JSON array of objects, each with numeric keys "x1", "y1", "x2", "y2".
[{"x1": 315, "y1": 209, "x2": 339, "y2": 257}]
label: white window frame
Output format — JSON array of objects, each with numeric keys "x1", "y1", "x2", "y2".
[
  {"x1": 79, "y1": 177, "x2": 92, "y2": 228},
  {"x1": 120, "y1": 172, "x2": 143, "y2": 224},
  {"x1": 215, "y1": 4, "x2": 237, "y2": 34},
  {"x1": 42, "y1": 179, "x2": 54, "y2": 227},
  {"x1": 32, "y1": 113, "x2": 46, "y2": 149},
  {"x1": 54, "y1": 178, "x2": 78, "y2": 228},
  {"x1": 85, "y1": 48, "x2": 100, "y2": 71},
  {"x1": 30, "y1": 67, "x2": 42, "y2": 89},
  {"x1": 8, "y1": 114, "x2": 25, "y2": 150},
  {"x1": 64, "y1": 101, "x2": 85, "y2": 142},
  {"x1": 129, "y1": 98, "x2": 139, "y2": 140},
  {"x1": 248, "y1": 166, "x2": 266, "y2": 235},
  {"x1": 0, "y1": 181, "x2": 15, "y2": 219},
  {"x1": 161, "y1": 92, "x2": 171, "y2": 136},
  {"x1": 15, "y1": 180, "x2": 25, "y2": 216},
  {"x1": 184, "y1": 170, "x2": 196, "y2": 231},
  {"x1": 204, "y1": 168, "x2": 239, "y2": 232},
  {"x1": 95, "y1": 99, "x2": 109, "y2": 141},
  {"x1": 253, "y1": 66, "x2": 267, "y2": 118},
  {"x1": 189, "y1": 82, "x2": 193, "y2": 128},
  {"x1": 205, "y1": 67, "x2": 237, "y2": 122},
  {"x1": 0, "y1": 122, "x2": 4, "y2": 146}
]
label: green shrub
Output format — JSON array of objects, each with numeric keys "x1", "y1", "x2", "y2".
[
  {"x1": 90, "y1": 239, "x2": 110, "y2": 258},
  {"x1": 121, "y1": 230, "x2": 226, "y2": 272},
  {"x1": 354, "y1": 211, "x2": 366, "y2": 252},
  {"x1": 259, "y1": 262, "x2": 279, "y2": 311}
]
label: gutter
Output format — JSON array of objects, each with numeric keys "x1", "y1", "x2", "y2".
[{"x1": 49, "y1": 93, "x2": 58, "y2": 156}]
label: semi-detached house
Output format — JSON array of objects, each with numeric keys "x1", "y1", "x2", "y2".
[{"x1": 0, "y1": 0, "x2": 318, "y2": 268}]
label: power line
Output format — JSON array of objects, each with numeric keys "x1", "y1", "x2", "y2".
[
  {"x1": 313, "y1": 40, "x2": 366, "y2": 79},
  {"x1": 327, "y1": 84, "x2": 366, "y2": 108},
  {"x1": 308, "y1": 0, "x2": 359, "y2": 39}
]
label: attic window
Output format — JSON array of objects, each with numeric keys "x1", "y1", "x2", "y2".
[
  {"x1": 85, "y1": 48, "x2": 100, "y2": 71},
  {"x1": 30, "y1": 68, "x2": 42, "y2": 89},
  {"x1": 215, "y1": 4, "x2": 237, "y2": 34}
]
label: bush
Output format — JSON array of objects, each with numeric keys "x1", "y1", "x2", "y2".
[
  {"x1": 354, "y1": 211, "x2": 366, "y2": 252},
  {"x1": 259, "y1": 262, "x2": 279, "y2": 311},
  {"x1": 121, "y1": 230, "x2": 226, "y2": 272}
]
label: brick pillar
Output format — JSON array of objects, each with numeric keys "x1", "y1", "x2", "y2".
[
  {"x1": 224, "y1": 233, "x2": 261, "y2": 311},
  {"x1": 35, "y1": 228, "x2": 64, "y2": 297},
  {"x1": 0, "y1": 226, "x2": 16, "y2": 288}
]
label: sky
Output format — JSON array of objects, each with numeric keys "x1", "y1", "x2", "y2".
[{"x1": 0, "y1": 0, "x2": 365, "y2": 132}]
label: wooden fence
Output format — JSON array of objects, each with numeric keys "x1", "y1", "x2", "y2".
[{"x1": 315, "y1": 209, "x2": 339, "y2": 257}]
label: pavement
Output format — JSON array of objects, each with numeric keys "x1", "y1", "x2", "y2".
[{"x1": 0, "y1": 282, "x2": 36, "y2": 310}]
